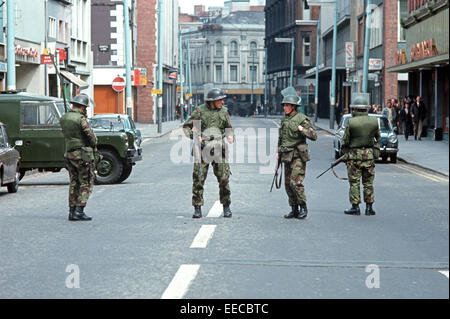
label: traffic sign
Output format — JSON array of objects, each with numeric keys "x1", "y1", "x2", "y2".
[
  {"x1": 169, "y1": 71, "x2": 177, "y2": 80},
  {"x1": 112, "y1": 76, "x2": 126, "y2": 92}
]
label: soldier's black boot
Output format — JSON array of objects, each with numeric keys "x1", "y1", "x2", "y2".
[
  {"x1": 192, "y1": 206, "x2": 202, "y2": 219},
  {"x1": 74, "y1": 206, "x2": 92, "y2": 221},
  {"x1": 365, "y1": 203, "x2": 376, "y2": 216},
  {"x1": 68, "y1": 206, "x2": 76, "y2": 221},
  {"x1": 284, "y1": 205, "x2": 299, "y2": 219},
  {"x1": 223, "y1": 205, "x2": 232, "y2": 218},
  {"x1": 297, "y1": 203, "x2": 308, "y2": 219},
  {"x1": 344, "y1": 204, "x2": 361, "y2": 215}
]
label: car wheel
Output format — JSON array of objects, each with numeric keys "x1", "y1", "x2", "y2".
[
  {"x1": 118, "y1": 164, "x2": 133, "y2": 183},
  {"x1": 390, "y1": 153, "x2": 397, "y2": 163},
  {"x1": 381, "y1": 155, "x2": 388, "y2": 162},
  {"x1": 7, "y1": 168, "x2": 20, "y2": 193},
  {"x1": 95, "y1": 149, "x2": 123, "y2": 184}
]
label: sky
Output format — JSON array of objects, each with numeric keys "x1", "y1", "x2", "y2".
[{"x1": 179, "y1": 0, "x2": 264, "y2": 14}]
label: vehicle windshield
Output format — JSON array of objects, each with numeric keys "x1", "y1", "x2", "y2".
[
  {"x1": 378, "y1": 117, "x2": 392, "y2": 130},
  {"x1": 89, "y1": 117, "x2": 125, "y2": 131},
  {"x1": 55, "y1": 102, "x2": 68, "y2": 117}
]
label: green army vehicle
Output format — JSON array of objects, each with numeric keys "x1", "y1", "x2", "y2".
[{"x1": 0, "y1": 92, "x2": 142, "y2": 184}]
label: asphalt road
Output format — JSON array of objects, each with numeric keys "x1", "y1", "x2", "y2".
[{"x1": 0, "y1": 116, "x2": 448, "y2": 299}]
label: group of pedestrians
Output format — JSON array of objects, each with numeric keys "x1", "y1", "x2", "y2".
[{"x1": 368, "y1": 95, "x2": 427, "y2": 141}]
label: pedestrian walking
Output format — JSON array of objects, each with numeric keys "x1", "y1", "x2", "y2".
[
  {"x1": 60, "y1": 93, "x2": 97, "y2": 221},
  {"x1": 183, "y1": 88, "x2": 235, "y2": 219},
  {"x1": 412, "y1": 96, "x2": 427, "y2": 140},
  {"x1": 276, "y1": 93, "x2": 318, "y2": 219},
  {"x1": 399, "y1": 102, "x2": 413, "y2": 140},
  {"x1": 341, "y1": 93, "x2": 381, "y2": 216}
]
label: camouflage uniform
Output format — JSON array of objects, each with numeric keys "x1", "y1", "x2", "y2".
[
  {"x1": 278, "y1": 111, "x2": 317, "y2": 207},
  {"x1": 60, "y1": 109, "x2": 97, "y2": 208},
  {"x1": 183, "y1": 103, "x2": 234, "y2": 207},
  {"x1": 341, "y1": 110, "x2": 381, "y2": 207}
]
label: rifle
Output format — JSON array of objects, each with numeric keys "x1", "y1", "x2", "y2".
[
  {"x1": 270, "y1": 157, "x2": 282, "y2": 192},
  {"x1": 316, "y1": 154, "x2": 347, "y2": 179}
]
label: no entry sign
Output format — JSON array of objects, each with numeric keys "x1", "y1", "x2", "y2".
[{"x1": 112, "y1": 76, "x2": 126, "y2": 92}]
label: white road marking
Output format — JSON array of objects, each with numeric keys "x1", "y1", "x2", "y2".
[
  {"x1": 161, "y1": 264, "x2": 200, "y2": 299},
  {"x1": 439, "y1": 270, "x2": 449, "y2": 279},
  {"x1": 272, "y1": 120, "x2": 280, "y2": 128},
  {"x1": 206, "y1": 200, "x2": 223, "y2": 218},
  {"x1": 190, "y1": 225, "x2": 217, "y2": 248}
]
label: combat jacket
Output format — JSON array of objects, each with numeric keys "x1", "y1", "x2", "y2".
[
  {"x1": 60, "y1": 109, "x2": 97, "y2": 152},
  {"x1": 183, "y1": 104, "x2": 234, "y2": 142},
  {"x1": 341, "y1": 111, "x2": 380, "y2": 161},
  {"x1": 278, "y1": 111, "x2": 317, "y2": 163}
]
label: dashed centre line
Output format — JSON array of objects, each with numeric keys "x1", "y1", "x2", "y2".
[
  {"x1": 190, "y1": 225, "x2": 217, "y2": 248},
  {"x1": 161, "y1": 264, "x2": 200, "y2": 299},
  {"x1": 439, "y1": 270, "x2": 449, "y2": 279},
  {"x1": 206, "y1": 200, "x2": 223, "y2": 218}
]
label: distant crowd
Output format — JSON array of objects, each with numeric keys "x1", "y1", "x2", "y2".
[{"x1": 335, "y1": 95, "x2": 427, "y2": 141}]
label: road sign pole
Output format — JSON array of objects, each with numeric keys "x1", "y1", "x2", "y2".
[{"x1": 117, "y1": 91, "x2": 120, "y2": 113}]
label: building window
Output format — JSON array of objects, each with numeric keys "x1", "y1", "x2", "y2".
[
  {"x1": 49, "y1": 17, "x2": 57, "y2": 38},
  {"x1": 215, "y1": 65, "x2": 223, "y2": 83},
  {"x1": 398, "y1": 0, "x2": 407, "y2": 42},
  {"x1": 230, "y1": 65, "x2": 238, "y2": 82},
  {"x1": 369, "y1": 5, "x2": 383, "y2": 49},
  {"x1": 206, "y1": 65, "x2": 211, "y2": 83},
  {"x1": 250, "y1": 41, "x2": 257, "y2": 57},
  {"x1": 230, "y1": 41, "x2": 238, "y2": 56},
  {"x1": 215, "y1": 41, "x2": 223, "y2": 57},
  {"x1": 249, "y1": 65, "x2": 257, "y2": 83},
  {"x1": 302, "y1": 33, "x2": 311, "y2": 66}
]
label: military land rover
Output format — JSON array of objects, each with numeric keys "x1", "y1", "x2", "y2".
[{"x1": 0, "y1": 92, "x2": 142, "y2": 184}]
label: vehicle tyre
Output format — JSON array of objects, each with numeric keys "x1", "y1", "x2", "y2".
[
  {"x1": 95, "y1": 149, "x2": 123, "y2": 184},
  {"x1": 390, "y1": 153, "x2": 397, "y2": 163},
  {"x1": 7, "y1": 168, "x2": 20, "y2": 193},
  {"x1": 381, "y1": 155, "x2": 388, "y2": 162},
  {"x1": 118, "y1": 164, "x2": 133, "y2": 183}
]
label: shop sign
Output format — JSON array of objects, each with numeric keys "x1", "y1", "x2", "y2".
[{"x1": 410, "y1": 38, "x2": 439, "y2": 62}]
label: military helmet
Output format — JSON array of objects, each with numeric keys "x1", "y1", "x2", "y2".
[
  {"x1": 205, "y1": 88, "x2": 227, "y2": 102},
  {"x1": 281, "y1": 94, "x2": 301, "y2": 106},
  {"x1": 70, "y1": 93, "x2": 92, "y2": 108},
  {"x1": 350, "y1": 93, "x2": 370, "y2": 110}
]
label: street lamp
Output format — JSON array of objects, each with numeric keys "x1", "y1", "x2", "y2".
[
  {"x1": 274, "y1": 37, "x2": 295, "y2": 87},
  {"x1": 242, "y1": 46, "x2": 265, "y2": 113},
  {"x1": 307, "y1": 0, "x2": 337, "y2": 129}
]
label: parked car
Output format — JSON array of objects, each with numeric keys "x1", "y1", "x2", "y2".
[
  {"x1": 0, "y1": 122, "x2": 20, "y2": 193},
  {"x1": 0, "y1": 92, "x2": 142, "y2": 184},
  {"x1": 333, "y1": 113, "x2": 399, "y2": 163},
  {"x1": 89, "y1": 114, "x2": 142, "y2": 146}
]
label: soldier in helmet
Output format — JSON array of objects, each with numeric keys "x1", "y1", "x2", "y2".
[
  {"x1": 277, "y1": 93, "x2": 317, "y2": 219},
  {"x1": 60, "y1": 93, "x2": 97, "y2": 221},
  {"x1": 183, "y1": 88, "x2": 235, "y2": 218},
  {"x1": 341, "y1": 93, "x2": 381, "y2": 216}
]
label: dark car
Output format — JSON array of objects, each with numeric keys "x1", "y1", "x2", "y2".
[
  {"x1": 0, "y1": 92, "x2": 142, "y2": 184},
  {"x1": 0, "y1": 122, "x2": 20, "y2": 193},
  {"x1": 333, "y1": 113, "x2": 399, "y2": 163}
]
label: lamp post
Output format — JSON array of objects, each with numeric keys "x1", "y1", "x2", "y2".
[
  {"x1": 274, "y1": 37, "x2": 295, "y2": 87},
  {"x1": 241, "y1": 46, "x2": 265, "y2": 114},
  {"x1": 307, "y1": 0, "x2": 337, "y2": 129},
  {"x1": 362, "y1": 0, "x2": 372, "y2": 93}
]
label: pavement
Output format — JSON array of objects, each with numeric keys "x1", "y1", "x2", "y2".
[
  {"x1": 135, "y1": 119, "x2": 183, "y2": 138},
  {"x1": 312, "y1": 117, "x2": 449, "y2": 177}
]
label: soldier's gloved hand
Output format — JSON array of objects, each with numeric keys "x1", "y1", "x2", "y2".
[
  {"x1": 276, "y1": 152, "x2": 279, "y2": 160},
  {"x1": 298, "y1": 125, "x2": 304, "y2": 132},
  {"x1": 227, "y1": 136, "x2": 234, "y2": 144}
]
